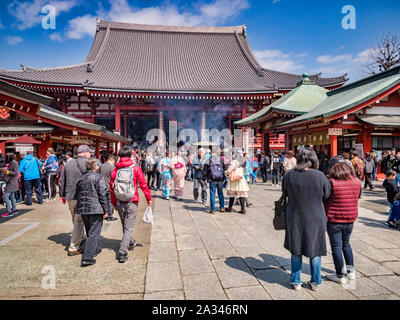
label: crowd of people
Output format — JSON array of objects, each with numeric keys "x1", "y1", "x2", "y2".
[{"x1": 0, "y1": 143, "x2": 399, "y2": 280}]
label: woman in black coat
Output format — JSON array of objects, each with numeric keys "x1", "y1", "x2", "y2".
[
  {"x1": 1, "y1": 153, "x2": 19, "y2": 217},
  {"x1": 282, "y1": 148, "x2": 332, "y2": 291},
  {"x1": 75, "y1": 157, "x2": 109, "y2": 267}
]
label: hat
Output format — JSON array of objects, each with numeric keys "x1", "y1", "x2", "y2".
[
  {"x1": 77, "y1": 144, "x2": 94, "y2": 154},
  {"x1": 327, "y1": 155, "x2": 345, "y2": 170}
]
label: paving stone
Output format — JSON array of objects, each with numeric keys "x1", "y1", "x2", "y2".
[
  {"x1": 176, "y1": 233, "x2": 204, "y2": 251},
  {"x1": 148, "y1": 241, "x2": 178, "y2": 262},
  {"x1": 345, "y1": 276, "x2": 391, "y2": 298},
  {"x1": 144, "y1": 290, "x2": 184, "y2": 300},
  {"x1": 212, "y1": 257, "x2": 260, "y2": 289},
  {"x1": 359, "y1": 294, "x2": 400, "y2": 300},
  {"x1": 370, "y1": 275, "x2": 400, "y2": 296},
  {"x1": 236, "y1": 247, "x2": 280, "y2": 270},
  {"x1": 179, "y1": 249, "x2": 214, "y2": 275},
  {"x1": 225, "y1": 231, "x2": 256, "y2": 248},
  {"x1": 150, "y1": 228, "x2": 175, "y2": 242},
  {"x1": 358, "y1": 235, "x2": 399, "y2": 249},
  {"x1": 225, "y1": 285, "x2": 271, "y2": 300},
  {"x1": 254, "y1": 269, "x2": 314, "y2": 300},
  {"x1": 382, "y1": 261, "x2": 400, "y2": 275},
  {"x1": 145, "y1": 261, "x2": 182, "y2": 292},
  {"x1": 352, "y1": 240, "x2": 399, "y2": 262},
  {"x1": 353, "y1": 254, "x2": 394, "y2": 276},
  {"x1": 183, "y1": 273, "x2": 226, "y2": 300},
  {"x1": 173, "y1": 217, "x2": 198, "y2": 235},
  {"x1": 385, "y1": 248, "x2": 400, "y2": 259},
  {"x1": 305, "y1": 280, "x2": 359, "y2": 300},
  {"x1": 203, "y1": 238, "x2": 239, "y2": 259}
]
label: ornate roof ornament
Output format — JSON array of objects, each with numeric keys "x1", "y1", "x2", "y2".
[
  {"x1": 86, "y1": 63, "x2": 92, "y2": 73},
  {"x1": 96, "y1": 18, "x2": 100, "y2": 32}
]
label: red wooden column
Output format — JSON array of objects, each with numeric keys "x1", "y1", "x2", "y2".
[
  {"x1": 95, "y1": 140, "x2": 100, "y2": 158},
  {"x1": 358, "y1": 128, "x2": 372, "y2": 157},
  {"x1": 115, "y1": 100, "x2": 121, "y2": 132},
  {"x1": 330, "y1": 135, "x2": 338, "y2": 157}
]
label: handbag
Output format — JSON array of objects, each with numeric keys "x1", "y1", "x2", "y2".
[
  {"x1": 229, "y1": 167, "x2": 243, "y2": 182},
  {"x1": 273, "y1": 192, "x2": 287, "y2": 230},
  {"x1": 35, "y1": 158, "x2": 44, "y2": 179}
]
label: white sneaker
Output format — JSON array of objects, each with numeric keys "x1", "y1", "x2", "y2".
[
  {"x1": 326, "y1": 273, "x2": 347, "y2": 285},
  {"x1": 308, "y1": 281, "x2": 320, "y2": 291},
  {"x1": 292, "y1": 283, "x2": 302, "y2": 291},
  {"x1": 347, "y1": 270, "x2": 356, "y2": 280}
]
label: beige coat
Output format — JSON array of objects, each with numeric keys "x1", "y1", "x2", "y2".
[
  {"x1": 225, "y1": 159, "x2": 249, "y2": 193},
  {"x1": 283, "y1": 157, "x2": 297, "y2": 172}
]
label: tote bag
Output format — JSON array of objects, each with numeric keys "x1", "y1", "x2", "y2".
[{"x1": 273, "y1": 193, "x2": 287, "y2": 230}]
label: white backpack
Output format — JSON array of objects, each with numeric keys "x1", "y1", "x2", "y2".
[{"x1": 113, "y1": 167, "x2": 135, "y2": 202}]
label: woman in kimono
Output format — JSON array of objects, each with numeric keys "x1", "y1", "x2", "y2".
[
  {"x1": 158, "y1": 151, "x2": 172, "y2": 200},
  {"x1": 171, "y1": 152, "x2": 187, "y2": 200}
]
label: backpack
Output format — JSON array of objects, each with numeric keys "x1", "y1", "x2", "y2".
[
  {"x1": 272, "y1": 156, "x2": 280, "y2": 171},
  {"x1": 210, "y1": 163, "x2": 224, "y2": 180},
  {"x1": 352, "y1": 158, "x2": 364, "y2": 177},
  {"x1": 113, "y1": 167, "x2": 135, "y2": 202},
  {"x1": 364, "y1": 159, "x2": 374, "y2": 174}
]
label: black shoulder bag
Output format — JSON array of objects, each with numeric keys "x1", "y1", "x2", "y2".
[{"x1": 273, "y1": 192, "x2": 287, "y2": 230}]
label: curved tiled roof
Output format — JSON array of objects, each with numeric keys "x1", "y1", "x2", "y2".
[{"x1": 0, "y1": 20, "x2": 347, "y2": 93}]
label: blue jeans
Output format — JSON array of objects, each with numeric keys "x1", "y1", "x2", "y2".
[
  {"x1": 327, "y1": 222, "x2": 354, "y2": 277},
  {"x1": 373, "y1": 166, "x2": 378, "y2": 181},
  {"x1": 209, "y1": 181, "x2": 224, "y2": 212},
  {"x1": 3, "y1": 191, "x2": 16, "y2": 213},
  {"x1": 272, "y1": 170, "x2": 280, "y2": 184},
  {"x1": 290, "y1": 254, "x2": 322, "y2": 285}
]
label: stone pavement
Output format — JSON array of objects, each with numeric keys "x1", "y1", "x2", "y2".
[
  {"x1": 0, "y1": 192, "x2": 154, "y2": 300},
  {"x1": 144, "y1": 181, "x2": 400, "y2": 300}
]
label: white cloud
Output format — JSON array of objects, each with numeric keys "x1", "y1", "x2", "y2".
[
  {"x1": 66, "y1": 14, "x2": 97, "y2": 39},
  {"x1": 312, "y1": 48, "x2": 379, "y2": 81},
  {"x1": 6, "y1": 36, "x2": 23, "y2": 45},
  {"x1": 65, "y1": 0, "x2": 250, "y2": 40},
  {"x1": 8, "y1": 0, "x2": 78, "y2": 30},
  {"x1": 317, "y1": 54, "x2": 352, "y2": 64},
  {"x1": 253, "y1": 49, "x2": 303, "y2": 73},
  {"x1": 49, "y1": 32, "x2": 63, "y2": 42}
]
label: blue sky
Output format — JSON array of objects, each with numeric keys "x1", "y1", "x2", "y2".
[{"x1": 0, "y1": 0, "x2": 399, "y2": 82}]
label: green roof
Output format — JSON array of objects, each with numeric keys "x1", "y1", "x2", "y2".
[
  {"x1": 357, "y1": 114, "x2": 400, "y2": 128},
  {"x1": 235, "y1": 78, "x2": 328, "y2": 126},
  {"x1": 278, "y1": 66, "x2": 400, "y2": 127}
]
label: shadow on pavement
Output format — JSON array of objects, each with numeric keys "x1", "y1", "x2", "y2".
[
  {"x1": 0, "y1": 208, "x2": 34, "y2": 225},
  {"x1": 224, "y1": 254, "x2": 335, "y2": 289},
  {"x1": 356, "y1": 216, "x2": 391, "y2": 230},
  {"x1": 48, "y1": 232, "x2": 123, "y2": 258}
]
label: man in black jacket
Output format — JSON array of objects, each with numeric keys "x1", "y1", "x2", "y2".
[
  {"x1": 58, "y1": 145, "x2": 92, "y2": 256},
  {"x1": 259, "y1": 152, "x2": 270, "y2": 183},
  {"x1": 75, "y1": 158, "x2": 109, "y2": 266}
]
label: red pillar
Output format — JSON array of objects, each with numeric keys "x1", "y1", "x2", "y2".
[
  {"x1": 358, "y1": 129, "x2": 372, "y2": 157},
  {"x1": 115, "y1": 101, "x2": 121, "y2": 132},
  {"x1": 95, "y1": 140, "x2": 99, "y2": 158},
  {"x1": 330, "y1": 135, "x2": 338, "y2": 157}
]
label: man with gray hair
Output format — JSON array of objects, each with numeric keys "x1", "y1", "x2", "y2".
[
  {"x1": 191, "y1": 148, "x2": 208, "y2": 204},
  {"x1": 59, "y1": 145, "x2": 93, "y2": 256}
]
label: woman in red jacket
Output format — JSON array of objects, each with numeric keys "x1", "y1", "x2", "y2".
[{"x1": 325, "y1": 156, "x2": 361, "y2": 284}]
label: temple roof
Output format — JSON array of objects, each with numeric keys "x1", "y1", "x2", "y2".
[
  {"x1": 276, "y1": 66, "x2": 400, "y2": 128},
  {"x1": 0, "y1": 20, "x2": 347, "y2": 94},
  {"x1": 235, "y1": 75, "x2": 328, "y2": 126}
]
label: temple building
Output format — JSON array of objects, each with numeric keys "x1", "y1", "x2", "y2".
[
  {"x1": 0, "y1": 19, "x2": 347, "y2": 147},
  {"x1": 0, "y1": 79, "x2": 129, "y2": 158},
  {"x1": 238, "y1": 66, "x2": 400, "y2": 178}
]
